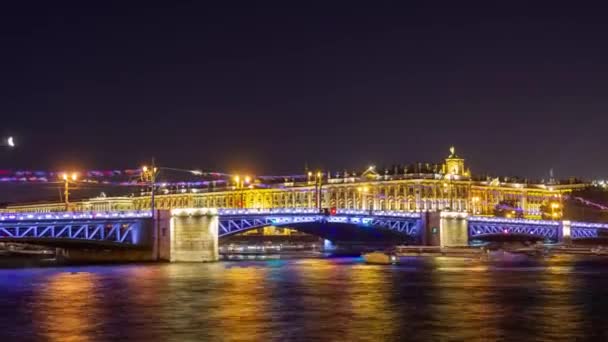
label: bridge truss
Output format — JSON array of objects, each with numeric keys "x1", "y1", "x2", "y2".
[
  {"x1": 570, "y1": 222, "x2": 608, "y2": 240},
  {"x1": 214, "y1": 208, "x2": 423, "y2": 238},
  {"x1": 0, "y1": 212, "x2": 151, "y2": 246},
  {"x1": 468, "y1": 217, "x2": 559, "y2": 241}
]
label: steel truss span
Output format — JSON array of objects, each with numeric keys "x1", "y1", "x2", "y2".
[
  {"x1": 468, "y1": 222, "x2": 558, "y2": 240},
  {"x1": 571, "y1": 228, "x2": 599, "y2": 239},
  {"x1": 570, "y1": 222, "x2": 608, "y2": 240},
  {"x1": 217, "y1": 213, "x2": 423, "y2": 238},
  {"x1": 0, "y1": 219, "x2": 142, "y2": 245}
]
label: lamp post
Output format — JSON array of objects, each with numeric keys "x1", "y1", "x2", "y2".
[
  {"x1": 61, "y1": 172, "x2": 78, "y2": 211},
  {"x1": 140, "y1": 163, "x2": 204, "y2": 214},
  {"x1": 141, "y1": 164, "x2": 158, "y2": 217},
  {"x1": 314, "y1": 171, "x2": 323, "y2": 212},
  {"x1": 233, "y1": 175, "x2": 251, "y2": 208}
]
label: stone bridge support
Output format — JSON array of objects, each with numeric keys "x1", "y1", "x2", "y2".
[
  {"x1": 437, "y1": 212, "x2": 470, "y2": 247},
  {"x1": 158, "y1": 209, "x2": 219, "y2": 262}
]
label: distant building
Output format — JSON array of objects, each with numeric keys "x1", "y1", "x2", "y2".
[{"x1": 2, "y1": 148, "x2": 588, "y2": 219}]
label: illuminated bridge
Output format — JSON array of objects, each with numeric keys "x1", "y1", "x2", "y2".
[
  {"x1": 0, "y1": 208, "x2": 426, "y2": 261},
  {"x1": 2, "y1": 208, "x2": 608, "y2": 262},
  {"x1": 0, "y1": 209, "x2": 423, "y2": 246},
  {"x1": 0, "y1": 211, "x2": 153, "y2": 248}
]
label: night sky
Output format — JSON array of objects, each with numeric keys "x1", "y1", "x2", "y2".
[{"x1": 2, "y1": 2, "x2": 607, "y2": 179}]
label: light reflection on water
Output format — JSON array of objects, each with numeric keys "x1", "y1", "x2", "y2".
[
  {"x1": 0, "y1": 258, "x2": 608, "y2": 341},
  {"x1": 34, "y1": 272, "x2": 102, "y2": 342}
]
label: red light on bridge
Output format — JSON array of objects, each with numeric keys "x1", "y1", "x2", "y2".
[{"x1": 330, "y1": 207, "x2": 337, "y2": 215}]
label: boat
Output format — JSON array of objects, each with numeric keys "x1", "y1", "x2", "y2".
[{"x1": 362, "y1": 251, "x2": 397, "y2": 265}]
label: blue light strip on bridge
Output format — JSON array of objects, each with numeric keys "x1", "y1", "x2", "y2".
[
  {"x1": 570, "y1": 222, "x2": 608, "y2": 229},
  {"x1": 0, "y1": 211, "x2": 152, "y2": 222},
  {"x1": 216, "y1": 208, "x2": 422, "y2": 218},
  {"x1": 469, "y1": 216, "x2": 560, "y2": 226},
  {"x1": 218, "y1": 208, "x2": 319, "y2": 215}
]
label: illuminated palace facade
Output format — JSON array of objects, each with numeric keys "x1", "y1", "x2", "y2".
[{"x1": 4, "y1": 149, "x2": 586, "y2": 218}]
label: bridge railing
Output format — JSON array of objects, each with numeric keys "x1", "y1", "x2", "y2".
[
  {"x1": 0, "y1": 211, "x2": 152, "y2": 222},
  {"x1": 172, "y1": 207, "x2": 423, "y2": 218},
  {"x1": 468, "y1": 216, "x2": 561, "y2": 226}
]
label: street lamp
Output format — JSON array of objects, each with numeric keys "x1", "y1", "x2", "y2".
[
  {"x1": 141, "y1": 164, "x2": 204, "y2": 213},
  {"x1": 141, "y1": 164, "x2": 159, "y2": 218},
  {"x1": 313, "y1": 171, "x2": 323, "y2": 212},
  {"x1": 61, "y1": 172, "x2": 78, "y2": 211},
  {"x1": 233, "y1": 174, "x2": 251, "y2": 208}
]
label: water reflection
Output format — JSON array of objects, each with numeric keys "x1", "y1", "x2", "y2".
[
  {"x1": 431, "y1": 259, "x2": 499, "y2": 340},
  {"x1": 343, "y1": 264, "x2": 398, "y2": 340},
  {"x1": 0, "y1": 258, "x2": 607, "y2": 340},
  {"x1": 271, "y1": 258, "x2": 350, "y2": 339},
  {"x1": 537, "y1": 265, "x2": 582, "y2": 339},
  {"x1": 209, "y1": 265, "x2": 272, "y2": 340},
  {"x1": 33, "y1": 271, "x2": 101, "y2": 342}
]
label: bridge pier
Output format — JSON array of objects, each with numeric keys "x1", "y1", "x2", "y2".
[
  {"x1": 405, "y1": 211, "x2": 470, "y2": 247},
  {"x1": 437, "y1": 212, "x2": 469, "y2": 247},
  {"x1": 159, "y1": 209, "x2": 219, "y2": 262}
]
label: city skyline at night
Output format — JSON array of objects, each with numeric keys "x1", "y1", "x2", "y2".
[
  {"x1": 1, "y1": 3, "x2": 607, "y2": 180},
  {"x1": 2, "y1": 4, "x2": 608, "y2": 341}
]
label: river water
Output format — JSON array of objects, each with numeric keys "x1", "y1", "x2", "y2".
[{"x1": 1, "y1": 257, "x2": 608, "y2": 341}]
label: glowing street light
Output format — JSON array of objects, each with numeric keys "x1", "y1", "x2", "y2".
[
  {"x1": 141, "y1": 164, "x2": 200, "y2": 205},
  {"x1": 233, "y1": 174, "x2": 252, "y2": 208},
  {"x1": 311, "y1": 171, "x2": 324, "y2": 211},
  {"x1": 60, "y1": 172, "x2": 78, "y2": 211},
  {"x1": 141, "y1": 163, "x2": 160, "y2": 221}
]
